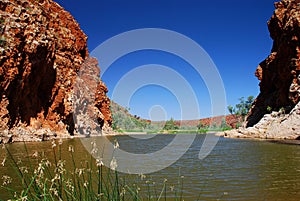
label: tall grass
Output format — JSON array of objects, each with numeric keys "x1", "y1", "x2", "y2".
[{"x1": 1, "y1": 140, "x2": 185, "y2": 201}]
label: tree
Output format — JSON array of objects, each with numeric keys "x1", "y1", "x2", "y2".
[
  {"x1": 163, "y1": 118, "x2": 179, "y2": 130},
  {"x1": 246, "y1": 96, "x2": 254, "y2": 110},
  {"x1": 227, "y1": 105, "x2": 235, "y2": 115},
  {"x1": 227, "y1": 96, "x2": 254, "y2": 120},
  {"x1": 197, "y1": 121, "x2": 205, "y2": 130}
]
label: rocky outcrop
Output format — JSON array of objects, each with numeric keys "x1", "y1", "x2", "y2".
[
  {"x1": 222, "y1": 101, "x2": 300, "y2": 139},
  {"x1": 0, "y1": 0, "x2": 111, "y2": 142},
  {"x1": 219, "y1": 0, "x2": 300, "y2": 140},
  {"x1": 245, "y1": 0, "x2": 300, "y2": 127},
  {"x1": 73, "y1": 57, "x2": 112, "y2": 136}
]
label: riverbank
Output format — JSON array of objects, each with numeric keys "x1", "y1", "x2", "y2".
[
  {"x1": 216, "y1": 101, "x2": 300, "y2": 142},
  {"x1": 0, "y1": 128, "x2": 120, "y2": 144},
  {"x1": 0, "y1": 128, "x2": 220, "y2": 144},
  {"x1": 216, "y1": 130, "x2": 300, "y2": 145}
]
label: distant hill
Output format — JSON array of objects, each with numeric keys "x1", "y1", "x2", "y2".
[
  {"x1": 174, "y1": 115, "x2": 240, "y2": 129},
  {"x1": 110, "y1": 101, "x2": 151, "y2": 131},
  {"x1": 111, "y1": 101, "x2": 239, "y2": 132}
]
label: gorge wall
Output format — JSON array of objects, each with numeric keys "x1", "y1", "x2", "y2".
[
  {"x1": 223, "y1": 0, "x2": 300, "y2": 139},
  {"x1": 0, "y1": 0, "x2": 112, "y2": 142}
]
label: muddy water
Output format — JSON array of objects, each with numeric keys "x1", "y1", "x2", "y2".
[{"x1": 0, "y1": 134, "x2": 299, "y2": 200}]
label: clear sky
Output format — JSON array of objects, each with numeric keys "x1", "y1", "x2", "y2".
[{"x1": 54, "y1": 0, "x2": 276, "y2": 120}]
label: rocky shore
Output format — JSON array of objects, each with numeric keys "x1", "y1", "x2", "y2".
[
  {"x1": 218, "y1": 101, "x2": 300, "y2": 140},
  {"x1": 219, "y1": 0, "x2": 300, "y2": 140}
]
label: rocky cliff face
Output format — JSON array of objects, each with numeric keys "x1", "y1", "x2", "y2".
[
  {"x1": 0, "y1": 0, "x2": 112, "y2": 142},
  {"x1": 221, "y1": 0, "x2": 300, "y2": 140},
  {"x1": 246, "y1": 0, "x2": 300, "y2": 127}
]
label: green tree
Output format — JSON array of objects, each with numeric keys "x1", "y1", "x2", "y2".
[
  {"x1": 163, "y1": 118, "x2": 179, "y2": 130},
  {"x1": 227, "y1": 96, "x2": 254, "y2": 120},
  {"x1": 197, "y1": 121, "x2": 205, "y2": 130},
  {"x1": 246, "y1": 96, "x2": 254, "y2": 110},
  {"x1": 227, "y1": 105, "x2": 235, "y2": 115}
]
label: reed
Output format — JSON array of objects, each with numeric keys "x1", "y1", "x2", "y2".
[{"x1": 1, "y1": 140, "x2": 185, "y2": 201}]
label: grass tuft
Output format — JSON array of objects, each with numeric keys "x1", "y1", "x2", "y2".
[{"x1": 1, "y1": 140, "x2": 186, "y2": 201}]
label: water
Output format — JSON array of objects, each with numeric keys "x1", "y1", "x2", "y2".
[{"x1": 1, "y1": 134, "x2": 300, "y2": 200}]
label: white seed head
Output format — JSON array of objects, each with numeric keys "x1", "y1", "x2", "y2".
[
  {"x1": 76, "y1": 168, "x2": 84, "y2": 176},
  {"x1": 91, "y1": 141, "x2": 98, "y2": 154},
  {"x1": 68, "y1": 145, "x2": 74, "y2": 153},
  {"x1": 96, "y1": 158, "x2": 104, "y2": 167},
  {"x1": 20, "y1": 166, "x2": 28, "y2": 174},
  {"x1": 114, "y1": 140, "x2": 119, "y2": 149},
  {"x1": 58, "y1": 138, "x2": 63, "y2": 145},
  {"x1": 110, "y1": 157, "x2": 118, "y2": 171},
  {"x1": 139, "y1": 173, "x2": 146, "y2": 180},
  {"x1": 2, "y1": 175, "x2": 12, "y2": 186},
  {"x1": 170, "y1": 186, "x2": 175, "y2": 192},
  {"x1": 1, "y1": 157, "x2": 6, "y2": 167},
  {"x1": 32, "y1": 151, "x2": 38, "y2": 158},
  {"x1": 51, "y1": 141, "x2": 56, "y2": 148}
]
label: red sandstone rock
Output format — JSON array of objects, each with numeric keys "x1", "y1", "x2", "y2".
[
  {"x1": 219, "y1": 0, "x2": 300, "y2": 140},
  {"x1": 0, "y1": 0, "x2": 111, "y2": 142},
  {"x1": 246, "y1": 0, "x2": 300, "y2": 127},
  {"x1": 174, "y1": 115, "x2": 239, "y2": 129},
  {"x1": 73, "y1": 57, "x2": 112, "y2": 135}
]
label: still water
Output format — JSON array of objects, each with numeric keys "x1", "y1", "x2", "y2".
[{"x1": 1, "y1": 134, "x2": 300, "y2": 200}]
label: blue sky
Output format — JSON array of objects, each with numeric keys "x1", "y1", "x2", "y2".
[{"x1": 55, "y1": 0, "x2": 276, "y2": 120}]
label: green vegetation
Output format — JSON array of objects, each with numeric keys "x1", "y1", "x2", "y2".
[
  {"x1": 1, "y1": 141, "x2": 186, "y2": 200},
  {"x1": 158, "y1": 117, "x2": 231, "y2": 134},
  {"x1": 279, "y1": 107, "x2": 285, "y2": 114},
  {"x1": 111, "y1": 103, "x2": 179, "y2": 133},
  {"x1": 267, "y1": 105, "x2": 272, "y2": 113},
  {"x1": 228, "y1": 96, "x2": 254, "y2": 121},
  {"x1": 196, "y1": 118, "x2": 231, "y2": 133},
  {"x1": 163, "y1": 118, "x2": 178, "y2": 130},
  {"x1": 111, "y1": 102, "x2": 233, "y2": 134},
  {"x1": 110, "y1": 102, "x2": 151, "y2": 132}
]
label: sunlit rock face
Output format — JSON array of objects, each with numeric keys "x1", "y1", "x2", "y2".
[
  {"x1": 245, "y1": 0, "x2": 300, "y2": 128},
  {"x1": 219, "y1": 0, "x2": 300, "y2": 140},
  {"x1": 0, "y1": 0, "x2": 111, "y2": 142}
]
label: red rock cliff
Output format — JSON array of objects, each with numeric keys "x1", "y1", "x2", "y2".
[
  {"x1": 245, "y1": 0, "x2": 300, "y2": 127},
  {"x1": 0, "y1": 0, "x2": 111, "y2": 142}
]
